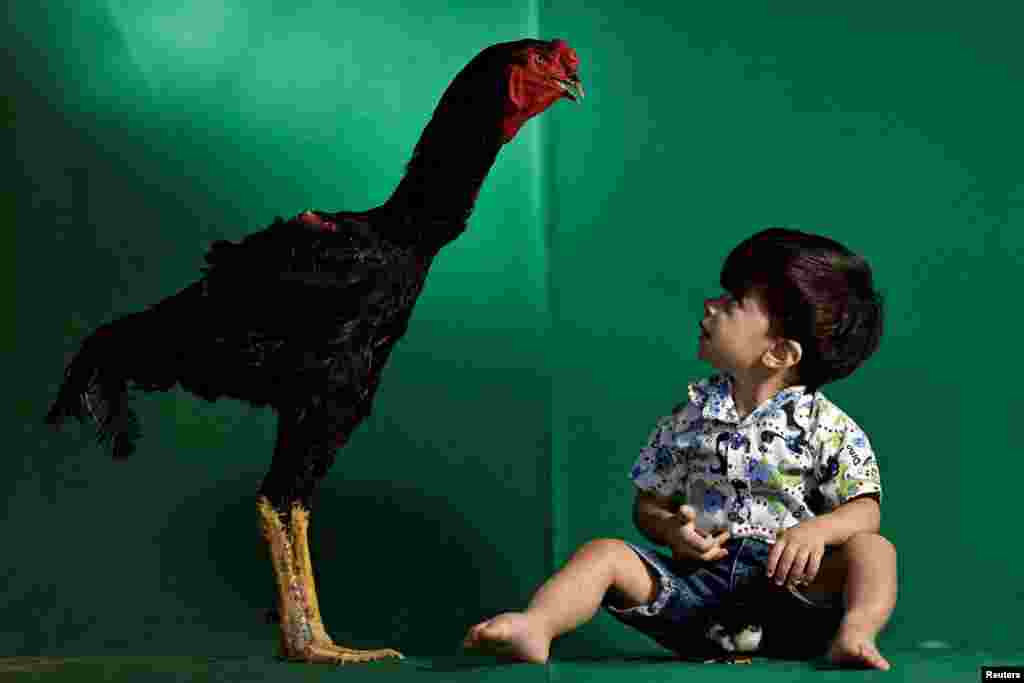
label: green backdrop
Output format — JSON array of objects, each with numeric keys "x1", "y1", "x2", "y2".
[{"x1": 7, "y1": 0, "x2": 1021, "y2": 667}]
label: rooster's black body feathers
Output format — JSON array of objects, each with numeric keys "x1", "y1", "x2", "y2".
[{"x1": 46, "y1": 210, "x2": 434, "y2": 478}]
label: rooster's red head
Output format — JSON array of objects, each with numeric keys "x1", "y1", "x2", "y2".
[
  {"x1": 501, "y1": 39, "x2": 584, "y2": 143},
  {"x1": 414, "y1": 38, "x2": 584, "y2": 157}
]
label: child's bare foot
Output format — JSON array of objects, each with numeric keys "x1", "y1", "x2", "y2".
[
  {"x1": 461, "y1": 612, "x2": 551, "y2": 664},
  {"x1": 827, "y1": 624, "x2": 890, "y2": 671}
]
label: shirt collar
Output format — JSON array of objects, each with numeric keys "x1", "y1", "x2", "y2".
[{"x1": 689, "y1": 373, "x2": 810, "y2": 425}]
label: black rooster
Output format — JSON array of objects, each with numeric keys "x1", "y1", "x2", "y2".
[{"x1": 45, "y1": 38, "x2": 583, "y2": 665}]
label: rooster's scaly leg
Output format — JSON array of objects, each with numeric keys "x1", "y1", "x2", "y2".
[
  {"x1": 288, "y1": 504, "x2": 331, "y2": 643},
  {"x1": 258, "y1": 496, "x2": 403, "y2": 664}
]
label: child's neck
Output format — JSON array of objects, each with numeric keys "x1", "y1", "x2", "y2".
[{"x1": 729, "y1": 371, "x2": 798, "y2": 419}]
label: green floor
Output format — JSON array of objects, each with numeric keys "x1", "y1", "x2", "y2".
[{"x1": 2, "y1": 650, "x2": 1020, "y2": 682}]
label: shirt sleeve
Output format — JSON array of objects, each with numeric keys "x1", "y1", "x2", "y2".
[
  {"x1": 814, "y1": 408, "x2": 883, "y2": 510},
  {"x1": 629, "y1": 401, "x2": 700, "y2": 498}
]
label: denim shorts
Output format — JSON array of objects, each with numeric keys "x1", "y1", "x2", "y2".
[{"x1": 602, "y1": 537, "x2": 844, "y2": 660}]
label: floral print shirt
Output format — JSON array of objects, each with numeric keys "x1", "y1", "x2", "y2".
[{"x1": 631, "y1": 373, "x2": 882, "y2": 544}]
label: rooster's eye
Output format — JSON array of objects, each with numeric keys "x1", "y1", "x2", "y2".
[{"x1": 533, "y1": 53, "x2": 547, "y2": 65}]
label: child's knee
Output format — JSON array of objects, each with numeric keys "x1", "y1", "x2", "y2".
[
  {"x1": 574, "y1": 538, "x2": 644, "y2": 575},
  {"x1": 575, "y1": 539, "x2": 658, "y2": 608},
  {"x1": 574, "y1": 537, "x2": 629, "y2": 563},
  {"x1": 844, "y1": 532, "x2": 896, "y2": 559}
]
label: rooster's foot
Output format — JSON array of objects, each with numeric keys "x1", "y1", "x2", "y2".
[{"x1": 290, "y1": 639, "x2": 404, "y2": 665}]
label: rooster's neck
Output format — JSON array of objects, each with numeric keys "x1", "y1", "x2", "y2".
[{"x1": 383, "y1": 93, "x2": 505, "y2": 250}]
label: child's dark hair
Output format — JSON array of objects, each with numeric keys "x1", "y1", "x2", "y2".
[{"x1": 720, "y1": 227, "x2": 884, "y2": 392}]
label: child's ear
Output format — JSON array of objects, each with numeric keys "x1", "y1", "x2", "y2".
[{"x1": 763, "y1": 338, "x2": 802, "y2": 370}]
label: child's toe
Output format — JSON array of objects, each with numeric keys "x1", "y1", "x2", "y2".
[
  {"x1": 864, "y1": 645, "x2": 890, "y2": 671},
  {"x1": 462, "y1": 622, "x2": 486, "y2": 648}
]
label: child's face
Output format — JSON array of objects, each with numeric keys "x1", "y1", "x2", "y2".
[{"x1": 698, "y1": 287, "x2": 780, "y2": 374}]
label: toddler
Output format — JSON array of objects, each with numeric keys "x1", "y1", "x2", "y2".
[{"x1": 463, "y1": 228, "x2": 895, "y2": 669}]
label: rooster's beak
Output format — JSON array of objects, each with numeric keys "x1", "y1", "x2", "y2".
[{"x1": 557, "y1": 76, "x2": 585, "y2": 103}]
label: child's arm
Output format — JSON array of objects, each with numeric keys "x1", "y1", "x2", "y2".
[
  {"x1": 632, "y1": 490, "x2": 678, "y2": 545},
  {"x1": 633, "y1": 490, "x2": 729, "y2": 561},
  {"x1": 767, "y1": 494, "x2": 880, "y2": 587},
  {"x1": 802, "y1": 493, "x2": 880, "y2": 546}
]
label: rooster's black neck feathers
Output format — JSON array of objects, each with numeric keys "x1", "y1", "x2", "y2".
[{"x1": 383, "y1": 50, "x2": 508, "y2": 249}]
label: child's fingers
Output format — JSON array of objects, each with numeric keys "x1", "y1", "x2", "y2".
[
  {"x1": 698, "y1": 545, "x2": 728, "y2": 561},
  {"x1": 785, "y1": 548, "x2": 812, "y2": 588},
  {"x1": 674, "y1": 544, "x2": 728, "y2": 562},
  {"x1": 772, "y1": 542, "x2": 800, "y2": 586},
  {"x1": 681, "y1": 525, "x2": 715, "y2": 551},
  {"x1": 713, "y1": 531, "x2": 730, "y2": 558},
  {"x1": 766, "y1": 539, "x2": 783, "y2": 578},
  {"x1": 463, "y1": 621, "x2": 487, "y2": 647},
  {"x1": 675, "y1": 527, "x2": 730, "y2": 561},
  {"x1": 804, "y1": 550, "x2": 823, "y2": 585}
]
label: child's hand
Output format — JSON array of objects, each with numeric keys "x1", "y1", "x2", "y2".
[
  {"x1": 766, "y1": 521, "x2": 828, "y2": 588},
  {"x1": 666, "y1": 505, "x2": 730, "y2": 562}
]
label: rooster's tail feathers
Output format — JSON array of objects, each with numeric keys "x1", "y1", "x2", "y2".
[{"x1": 45, "y1": 323, "x2": 143, "y2": 460}]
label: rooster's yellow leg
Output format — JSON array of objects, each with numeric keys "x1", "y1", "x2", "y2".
[
  {"x1": 258, "y1": 496, "x2": 403, "y2": 664},
  {"x1": 287, "y1": 504, "x2": 332, "y2": 643}
]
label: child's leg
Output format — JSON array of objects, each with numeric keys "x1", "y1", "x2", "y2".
[
  {"x1": 804, "y1": 532, "x2": 897, "y2": 670},
  {"x1": 462, "y1": 538, "x2": 658, "y2": 663}
]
